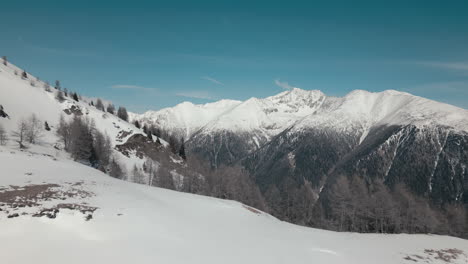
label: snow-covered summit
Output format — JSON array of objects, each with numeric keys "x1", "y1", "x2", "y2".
[
  {"x1": 293, "y1": 89, "x2": 468, "y2": 134},
  {"x1": 137, "y1": 99, "x2": 242, "y2": 139},
  {"x1": 137, "y1": 88, "x2": 468, "y2": 141}
]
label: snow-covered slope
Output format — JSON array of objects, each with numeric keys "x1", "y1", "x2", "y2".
[
  {"x1": 135, "y1": 99, "x2": 242, "y2": 139},
  {"x1": 1, "y1": 148, "x2": 467, "y2": 264},
  {"x1": 293, "y1": 89, "x2": 468, "y2": 139},
  {"x1": 137, "y1": 88, "x2": 326, "y2": 140},
  {"x1": 137, "y1": 88, "x2": 468, "y2": 145},
  {"x1": 0, "y1": 61, "x2": 181, "y2": 182}
]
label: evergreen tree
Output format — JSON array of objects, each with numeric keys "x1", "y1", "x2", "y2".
[
  {"x1": 109, "y1": 158, "x2": 124, "y2": 179},
  {"x1": 2, "y1": 56, "x2": 7, "y2": 66},
  {"x1": 146, "y1": 127, "x2": 153, "y2": 141},
  {"x1": 56, "y1": 90, "x2": 65, "y2": 102},
  {"x1": 117, "y1": 106, "x2": 129, "y2": 121},
  {"x1": 55, "y1": 80, "x2": 61, "y2": 90},
  {"x1": 106, "y1": 104, "x2": 115, "y2": 114},
  {"x1": 134, "y1": 120, "x2": 141, "y2": 128},
  {"x1": 44, "y1": 81, "x2": 51, "y2": 92},
  {"x1": 21, "y1": 70, "x2": 28, "y2": 79},
  {"x1": 169, "y1": 135, "x2": 179, "y2": 154},
  {"x1": 72, "y1": 92, "x2": 79, "y2": 102},
  {"x1": 44, "y1": 121, "x2": 51, "y2": 131},
  {"x1": 179, "y1": 137, "x2": 186, "y2": 160},
  {"x1": 95, "y1": 99, "x2": 105, "y2": 111}
]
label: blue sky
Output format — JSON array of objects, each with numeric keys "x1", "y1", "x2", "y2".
[{"x1": 2, "y1": 0, "x2": 468, "y2": 112}]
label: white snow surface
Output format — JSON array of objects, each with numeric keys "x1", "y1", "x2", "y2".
[
  {"x1": 1, "y1": 148, "x2": 467, "y2": 264},
  {"x1": 0, "y1": 61, "x2": 172, "y2": 177},
  {"x1": 136, "y1": 88, "x2": 468, "y2": 141}
]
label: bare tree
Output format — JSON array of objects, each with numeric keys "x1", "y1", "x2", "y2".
[
  {"x1": 0, "y1": 123, "x2": 8, "y2": 145},
  {"x1": 132, "y1": 165, "x2": 146, "y2": 184},
  {"x1": 26, "y1": 114, "x2": 42, "y2": 144},
  {"x1": 93, "y1": 130, "x2": 112, "y2": 170},
  {"x1": 11, "y1": 119, "x2": 28, "y2": 148},
  {"x1": 56, "y1": 114, "x2": 71, "y2": 150}
]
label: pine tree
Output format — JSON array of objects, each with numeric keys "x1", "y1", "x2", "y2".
[
  {"x1": 56, "y1": 90, "x2": 65, "y2": 102},
  {"x1": 44, "y1": 121, "x2": 51, "y2": 131},
  {"x1": 72, "y1": 92, "x2": 79, "y2": 102},
  {"x1": 1, "y1": 56, "x2": 7, "y2": 66},
  {"x1": 134, "y1": 120, "x2": 141, "y2": 128},
  {"x1": 106, "y1": 104, "x2": 115, "y2": 114},
  {"x1": 44, "y1": 81, "x2": 51, "y2": 92},
  {"x1": 117, "y1": 106, "x2": 128, "y2": 121},
  {"x1": 146, "y1": 127, "x2": 153, "y2": 142},
  {"x1": 169, "y1": 135, "x2": 179, "y2": 154},
  {"x1": 179, "y1": 137, "x2": 186, "y2": 160},
  {"x1": 109, "y1": 158, "x2": 124, "y2": 179},
  {"x1": 55, "y1": 80, "x2": 61, "y2": 90},
  {"x1": 95, "y1": 99, "x2": 105, "y2": 111}
]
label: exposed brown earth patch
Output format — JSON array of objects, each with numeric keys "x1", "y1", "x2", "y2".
[
  {"x1": 403, "y1": 248, "x2": 467, "y2": 263},
  {"x1": 116, "y1": 134, "x2": 162, "y2": 159},
  {"x1": 63, "y1": 105, "x2": 83, "y2": 116},
  {"x1": 243, "y1": 205, "x2": 261, "y2": 215},
  {"x1": 0, "y1": 182, "x2": 97, "y2": 220}
]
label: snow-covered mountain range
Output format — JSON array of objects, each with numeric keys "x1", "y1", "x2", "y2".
[
  {"x1": 137, "y1": 88, "x2": 468, "y2": 143},
  {"x1": 1, "y1": 59, "x2": 468, "y2": 262},
  {"x1": 136, "y1": 85, "x2": 468, "y2": 234}
]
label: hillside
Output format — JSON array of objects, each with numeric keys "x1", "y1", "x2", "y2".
[
  {"x1": 1, "y1": 148, "x2": 468, "y2": 264},
  {"x1": 0, "y1": 61, "x2": 186, "y2": 187},
  {"x1": 135, "y1": 83, "x2": 468, "y2": 238}
]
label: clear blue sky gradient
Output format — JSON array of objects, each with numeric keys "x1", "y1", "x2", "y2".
[{"x1": 2, "y1": 0, "x2": 468, "y2": 112}]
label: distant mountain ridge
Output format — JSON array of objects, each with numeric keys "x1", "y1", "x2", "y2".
[{"x1": 136, "y1": 87, "x2": 468, "y2": 237}]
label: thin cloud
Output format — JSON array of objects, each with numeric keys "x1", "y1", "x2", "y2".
[
  {"x1": 413, "y1": 61, "x2": 468, "y2": 74},
  {"x1": 176, "y1": 91, "x2": 215, "y2": 100},
  {"x1": 405, "y1": 81, "x2": 468, "y2": 94},
  {"x1": 201, "y1": 76, "x2": 224, "y2": 85},
  {"x1": 19, "y1": 37, "x2": 96, "y2": 58},
  {"x1": 110, "y1": 84, "x2": 155, "y2": 92},
  {"x1": 274, "y1": 79, "x2": 298, "y2": 90}
]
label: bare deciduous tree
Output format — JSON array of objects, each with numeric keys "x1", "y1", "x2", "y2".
[
  {"x1": 11, "y1": 119, "x2": 28, "y2": 149},
  {"x1": 26, "y1": 114, "x2": 42, "y2": 144},
  {"x1": 0, "y1": 123, "x2": 8, "y2": 145}
]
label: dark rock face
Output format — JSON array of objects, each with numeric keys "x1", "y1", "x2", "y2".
[
  {"x1": 188, "y1": 130, "x2": 269, "y2": 168},
  {"x1": 244, "y1": 127, "x2": 361, "y2": 190},
  {"x1": 242, "y1": 124, "x2": 468, "y2": 209},
  {"x1": 115, "y1": 134, "x2": 163, "y2": 159},
  {"x1": 0, "y1": 105, "x2": 9, "y2": 118}
]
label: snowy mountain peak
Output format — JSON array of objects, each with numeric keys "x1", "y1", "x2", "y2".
[{"x1": 136, "y1": 88, "x2": 468, "y2": 142}]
